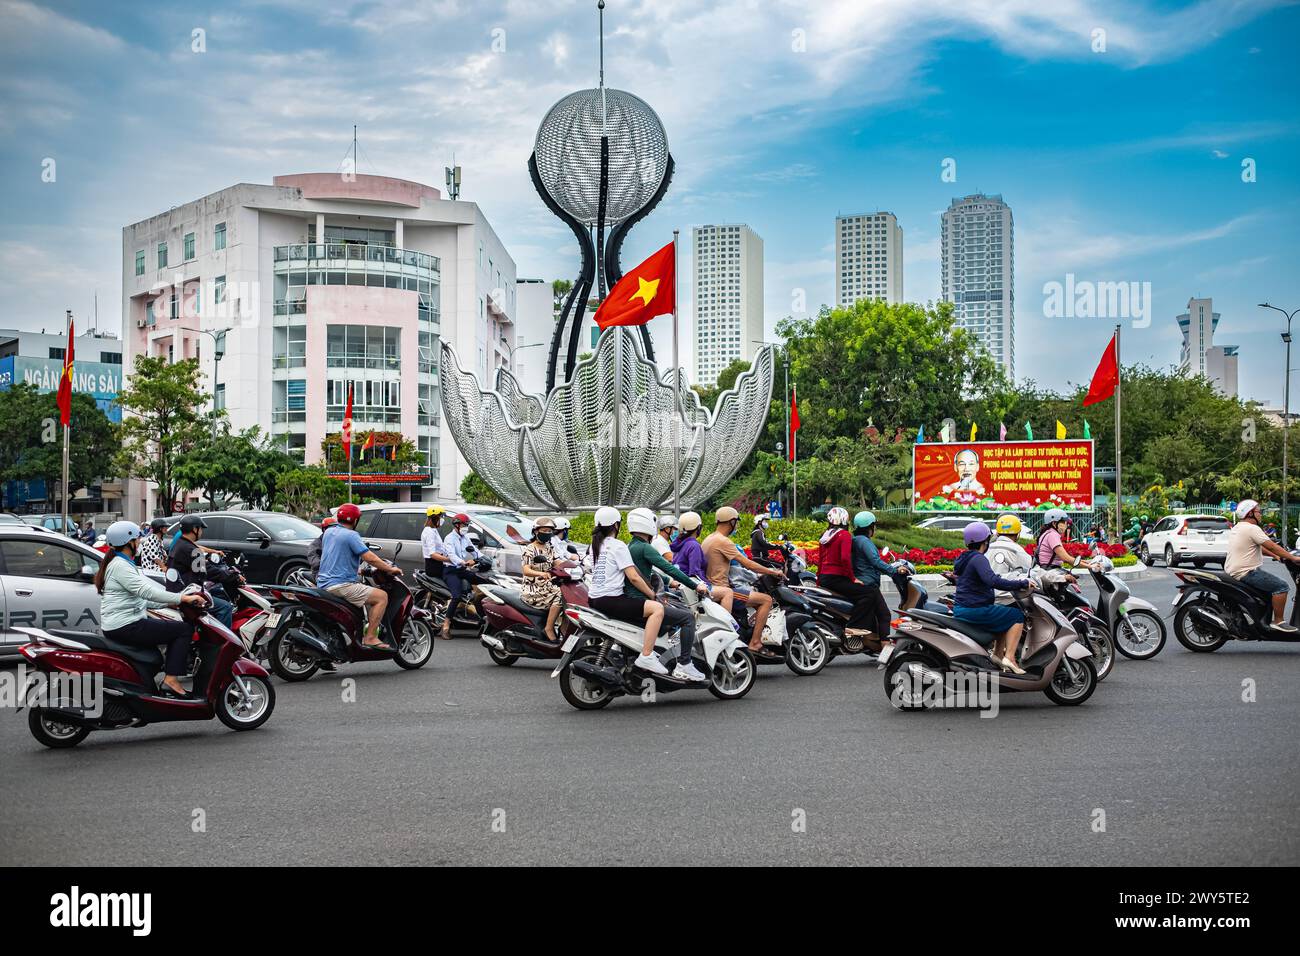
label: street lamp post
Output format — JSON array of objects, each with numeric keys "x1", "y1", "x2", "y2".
[
  {"x1": 1260, "y1": 303, "x2": 1300, "y2": 546},
  {"x1": 181, "y1": 326, "x2": 231, "y2": 438},
  {"x1": 500, "y1": 336, "x2": 545, "y2": 372},
  {"x1": 754, "y1": 339, "x2": 790, "y2": 514}
]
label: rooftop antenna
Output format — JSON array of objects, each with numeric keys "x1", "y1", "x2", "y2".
[
  {"x1": 353, "y1": 124, "x2": 358, "y2": 173},
  {"x1": 445, "y1": 152, "x2": 461, "y2": 200}
]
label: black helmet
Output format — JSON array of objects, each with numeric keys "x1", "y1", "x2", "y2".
[
  {"x1": 179, "y1": 515, "x2": 208, "y2": 532},
  {"x1": 149, "y1": 517, "x2": 168, "y2": 531}
]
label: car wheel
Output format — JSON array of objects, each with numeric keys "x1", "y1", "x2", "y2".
[
  {"x1": 1164, "y1": 545, "x2": 1176, "y2": 567},
  {"x1": 277, "y1": 561, "x2": 309, "y2": 585}
]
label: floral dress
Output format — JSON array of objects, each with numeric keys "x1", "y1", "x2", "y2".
[{"x1": 521, "y1": 540, "x2": 561, "y2": 608}]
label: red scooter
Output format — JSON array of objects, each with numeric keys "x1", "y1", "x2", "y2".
[
  {"x1": 264, "y1": 550, "x2": 434, "y2": 681},
  {"x1": 17, "y1": 589, "x2": 276, "y2": 749},
  {"x1": 476, "y1": 557, "x2": 589, "y2": 666}
]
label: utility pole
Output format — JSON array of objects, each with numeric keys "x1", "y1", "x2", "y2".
[{"x1": 1261, "y1": 303, "x2": 1300, "y2": 545}]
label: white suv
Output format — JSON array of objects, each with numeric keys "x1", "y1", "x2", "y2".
[{"x1": 1139, "y1": 514, "x2": 1231, "y2": 568}]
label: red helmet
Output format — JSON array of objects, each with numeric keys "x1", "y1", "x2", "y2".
[
  {"x1": 453, "y1": 513, "x2": 470, "y2": 525},
  {"x1": 321, "y1": 516, "x2": 337, "y2": 528},
  {"x1": 336, "y1": 503, "x2": 361, "y2": 524}
]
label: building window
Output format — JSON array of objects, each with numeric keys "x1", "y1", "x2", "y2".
[
  {"x1": 214, "y1": 275, "x2": 226, "y2": 304},
  {"x1": 102, "y1": 352, "x2": 121, "y2": 365},
  {"x1": 183, "y1": 232, "x2": 195, "y2": 261},
  {"x1": 274, "y1": 325, "x2": 306, "y2": 368},
  {"x1": 49, "y1": 347, "x2": 65, "y2": 360},
  {"x1": 157, "y1": 242, "x2": 168, "y2": 269},
  {"x1": 214, "y1": 221, "x2": 226, "y2": 251},
  {"x1": 215, "y1": 383, "x2": 226, "y2": 411},
  {"x1": 135, "y1": 250, "x2": 145, "y2": 276}
]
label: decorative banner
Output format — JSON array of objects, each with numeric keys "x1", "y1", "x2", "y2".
[{"x1": 912, "y1": 440, "x2": 1094, "y2": 513}]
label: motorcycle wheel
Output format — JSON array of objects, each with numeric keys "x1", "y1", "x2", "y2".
[
  {"x1": 393, "y1": 618, "x2": 434, "y2": 670},
  {"x1": 708, "y1": 647, "x2": 756, "y2": 700},
  {"x1": 784, "y1": 624, "x2": 830, "y2": 676},
  {"x1": 1115, "y1": 609, "x2": 1167, "y2": 660},
  {"x1": 1083, "y1": 625, "x2": 1115, "y2": 681},
  {"x1": 487, "y1": 640, "x2": 518, "y2": 666},
  {"x1": 216, "y1": 675, "x2": 275, "y2": 731},
  {"x1": 882, "y1": 652, "x2": 939, "y2": 711},
  {"x1": 1044, "y1": 656, "x2": 1096, "y2": 706},
  {"x1": 28, "y1": 708, "x2": 90, "y2": 749},
  {"x1": 268, "y1": 628, "x2": 322, "y2": 682},
  {"x1": 1173, "y1": 601, "x2": 1228, "y2": 653},
  {"x1": 559, "y1": 645, "x2": 615, "y2": 710}
]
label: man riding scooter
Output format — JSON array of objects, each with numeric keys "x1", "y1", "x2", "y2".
[
  {"x1": 1226, "y1": 499, "x2": 1300, "y2": 632},
  {"x1": 320, "y1": 503, "x2": 404, "y2": 649},
  {"x1": 167, "y1": 515, "x2": 243, "y2": 629}
]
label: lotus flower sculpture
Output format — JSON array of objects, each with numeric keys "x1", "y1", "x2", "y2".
[{"x1": 440, "y1": 328, "x2": 774, "y2": 511}]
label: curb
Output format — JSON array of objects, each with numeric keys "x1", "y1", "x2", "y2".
[{"x1": 913, "y1": 562, "x2": 1158, "y2": 586}]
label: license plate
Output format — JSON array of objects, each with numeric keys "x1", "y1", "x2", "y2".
[
  {"x1": 560, "y1": 633, "x2": 580, "y2": 653},
  {"x1": 877, "y1": 644, "x2": 894, "y2": 666},
  {"x1": 266, "y1": 612, "x2": 281, "y2": 628}
]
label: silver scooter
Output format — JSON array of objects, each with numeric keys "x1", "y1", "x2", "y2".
[{"x1": 1086, "y1": 556, "x2": 1166, "y2": 660}]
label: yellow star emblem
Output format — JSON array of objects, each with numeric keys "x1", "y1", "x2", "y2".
[{"x1": 629, "y1": 275, "x2": 659, "y2": 306}]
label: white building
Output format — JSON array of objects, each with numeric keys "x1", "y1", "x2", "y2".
[
  {"x1": 1177, "y1": 296, "x2": 1238, "y2": 397},
  {"x1": 513, "y1": 278, "x2": 554, "y2": 396},
  {"x1": 835, "y1": 212, "x2": 903, "y2": 307},
  {"x1": 120, "y1": 172, "x2": 516, "y2": 520},
  {"x1": 692, "y1": 224, "x2": 763, "y2": 387},
  {"x1": 940, "y1": 193, "x2": 1015, "y2": 377}
]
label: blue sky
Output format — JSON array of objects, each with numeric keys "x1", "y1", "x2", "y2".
[{"x1": 2, "y1": 0, "x2": 1298, "y2": 401}]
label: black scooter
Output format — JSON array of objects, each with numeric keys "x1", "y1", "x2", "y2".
[
  {"x1": 1172, "y1": 556, "x2": 1300, "y2": 652},
  {"x1": 727, "y1": 560, "x2": 831, "y2": 676}
]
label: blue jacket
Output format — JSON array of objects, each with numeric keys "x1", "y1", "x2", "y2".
[
  {"x1": 952, "y1": 549, "x2": 1029, "y2": 609},
  {"x1": 851, "y1": 533, "x2": 894, "y2": 587}
]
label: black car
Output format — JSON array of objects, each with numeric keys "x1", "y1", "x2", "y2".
[{"x1": 166, "y1": 511, "x2": 321, "y2": 585}]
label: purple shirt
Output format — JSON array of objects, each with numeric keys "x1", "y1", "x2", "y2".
[{"x1": 671, "y1": 536, "x2": 707, "y2": 580}]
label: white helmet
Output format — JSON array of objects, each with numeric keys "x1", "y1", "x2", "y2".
[
  {"x1": 105, "y1": 520, "x2": 145, "y2": 549},
  {"x1": 627, "y1": 507, "x2": 657, "y2": 537},
  {"x1": 1235, "y1": 499, "x2": 1259, "y2": 521},
  {"x1": 552, "y1": 516, "x2": 571, "y2": 531},
  {"x1": 679, "y1": 511, "x2": 702, "y2": 533},
  {"x1": 657, "y1": 513, "x2": 678, "y2": 530},
  {"x1": 827, "y1": 507, "x2": 850, "y2": 527},
  {"x1": 753, "y1": 513, "x2": 769, "y2": 528},
  {"x1": 593, "y1": 506, "x2": 621, "y2": 529}
]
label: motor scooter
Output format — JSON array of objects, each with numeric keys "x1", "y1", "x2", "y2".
[
  {"x1": 1171, "y1": 553, "x2": 1300, "y2": 652},
  {"x1": 477, "y1": 558, "x2": 589, "y2": 666},
  {"x1": 16, "y1": 588, "x2": 276, "y2": 748}
]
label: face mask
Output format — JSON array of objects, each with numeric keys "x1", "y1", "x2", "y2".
[
  {"x1": 670, "y1": 531, "x2": 679, "y2": 542},
  {"x1": 536, "y1": 532, "x2": 553, "y2": 543}
]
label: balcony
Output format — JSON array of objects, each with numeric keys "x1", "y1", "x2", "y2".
[{"x1": 275, "y1": 243, "x2": 439, "y2": 274}]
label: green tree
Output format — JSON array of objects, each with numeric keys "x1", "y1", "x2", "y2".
[
  {"x1": 0, "y1": 385, "x2": 116, "y2": 509},
  {"x1": 115, "y1": 356, "x2": 211, "y2": 511},
  {"x1": 552, "y1": 279, "x2": 573, "y2": 315},
  {"x1": 174, "y1": 426, "x2": 296, "y2": 508},
  {"x1": 460, "y1": 470, "x2": 505, "y2": 506},
  {"x1": 692, "y1": 358, "x2": 752, "y2": 409},
  {"x1": 273, "y1": 466, "x2": 348, "y2": 518}
]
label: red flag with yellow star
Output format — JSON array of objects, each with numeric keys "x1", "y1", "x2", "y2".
[
  {"x1": 593, "y1": 241, "x2": 675, "y2": 330},
  {"x1": 56, "y1": 320, "x2": 75, "y2": 427}
]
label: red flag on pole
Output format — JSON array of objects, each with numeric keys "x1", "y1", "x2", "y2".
[
  {"x1": 788, "y1": 386, "x2": 801, "y2": 462},
  {"x1": 1083, "y1": 333, "x2": 1119, "y2": 406},
  {"x1": 592, "y1": 241, "x2": 675, "y2": 330},
  {"x1": 56, "y1": 320, "x2": 75, "y2": 427},
  {"x1": 363, "y1": 430, "x2": 376, "y2": 453},
  {"x1": 341, "y1": 383, "x2": 354, "y2": 459}
]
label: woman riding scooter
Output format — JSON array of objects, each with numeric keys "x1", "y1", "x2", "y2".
[
  {"x1": 94, "y1": 521, "x2": 207, "y2": 697},
  {"x1": 849, "y1": 511, "x2": 902, "y2": 654},
  {"x1": 817, "y1": 507, "x2": 884, "y2": 651},
  {"x1": 953, "y1": 521, "x2": 1033, "y2": 674}
]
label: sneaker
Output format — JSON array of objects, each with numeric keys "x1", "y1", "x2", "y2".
[
  {"x1": 635, "y1": 653, "x2": 669, "y2": 676},
  {"x1": 1270, "y1": 621, "x2": 1298, "y2": 633},
  {"x1": 674, "y1": 661, "x2": 708, "y2": 682}
]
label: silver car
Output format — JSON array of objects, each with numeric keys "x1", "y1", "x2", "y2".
[
  {"x1": 352, "y1": 504, "x2": 538, "y2": 576},
  {"x1": 0, "y1": 527, "x2": 106, "y2": 660}
]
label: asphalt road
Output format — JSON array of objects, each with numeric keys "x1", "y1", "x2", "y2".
[{"x1": 2, "y1": 564, "x2": 1298, "y2": 866}]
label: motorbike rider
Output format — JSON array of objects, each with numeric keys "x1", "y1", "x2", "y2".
[
  {"x1": 750, "y1": 513, "x2": 778, "y2": 563},
  {"x1": 167, "y1": 515, "x2": 243, "y2": 629},
  {"x1": 988, "y1": 513, "x2": 1033, "y2": 576},
  {"x1": 95, "y1": 521, "x2": 207, "y2": 697},
  {"x1": 136, "y1": 517, "x2": 170, "y2": 573},
  {"x1": 520, "y1": 516, "x2": 564, "y2": 642},
  {"x1": 849, "y1": 511, "x2": 902, "y2": 651},
  {"x1": 953, "y1": 522, "x2": 1033, "y2": 674},
  {"x1": 1226, "y1": 499, "x2": 1300, "y2": 632},
  {"x1": 552, "y1": 516, "x2": 572, "y2": 543},
  {"x1": 319, "y1": 502, "x2": 403, "y2": 649},
  {"x1": 439, "y1": 513, "x2": 479, "y2": 639},
  {"x1": 307, "y1": 515, "x2": 336, "y2": 579},
  {"x1": 671, "y1": 511, "x2": 708, "y2": 580},
  {"x1": 1035, "y1": 508, "x2": 1081, "y2": 582},
  {"x1": 627, "y1": 507, "x2": 709, "y2": 681},
  {"x1": 652, "y1": 514, "x2": 677, "y2": 558},
  {"x1": 587, "y1": 507, "x2": 676, "y2": 678},
  {"x1": 704, "y1": 507, "x2": 782, "y2": 658},
  {"x1": 816, "y1": 507, "x2": 883, "y2": 649},
  {"x1": 421, "y1": 507, "x2": 450, "y2": 578}
]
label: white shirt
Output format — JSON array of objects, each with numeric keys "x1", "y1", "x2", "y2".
[
  {"x1": 651, "y1": 534, "x2": 672, "y2": 557},
  {"x1": 987, "y1": 536, "x2": 1032, "y2": 576},
  {"x1": 588, "y1": 538, "x2": 634, "y2": 599},
  {"x1": 421, "y1": 525, "x2": 444, "y2": 559}
]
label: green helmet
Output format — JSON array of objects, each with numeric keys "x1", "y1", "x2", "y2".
[{"x1": 853, "y1": 510, "x2": 877, "y2": 530}]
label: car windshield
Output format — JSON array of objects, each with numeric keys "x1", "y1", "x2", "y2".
[
  {"x1": 1186, "y1": 517, "x2": 1229, "y2": 531},
  {"x1": 257, "y1": 514, "x2": 321, "y2": 541},
  {"x1": 472, "y1": 510, "x2": 533, "y2": 543}
]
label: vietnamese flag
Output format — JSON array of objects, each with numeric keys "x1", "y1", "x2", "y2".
[
  {"x1": 341, "y1": 383, "x2": 354, "y2": 460},
  {"x1": 1083, "y1": 333, "x2": 1119, "y2": 406},
  {"x1": 363, "y1": 430, "x2": 376, "y2": 455},
  {"x1": 788, "y1": 386, "x2": 801, "y2": 462},
  {"x1": 56, "y1": 320, "x2": 75, "y2": 427},
  {"x1": 593, "y1": 241, "x2": 675, "y2": 330}
]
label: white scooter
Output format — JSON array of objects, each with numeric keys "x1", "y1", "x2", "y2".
[{"x1": 551, "y1": 587, "x2": 757, "y2": 710}]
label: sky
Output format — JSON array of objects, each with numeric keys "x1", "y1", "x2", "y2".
[{"x1": 1, "y1": 0, "x2": 1298, "y2": 403}]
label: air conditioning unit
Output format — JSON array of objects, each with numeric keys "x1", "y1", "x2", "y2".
[{"x1": 135, "y1": 318, "x2": 147, "y2": 329}]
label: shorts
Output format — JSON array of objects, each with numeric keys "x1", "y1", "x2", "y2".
[
  {"x1": 953, "y1": 603, "x2": 1025, "y2": 642},
  {"x1": 1239, "y1": 567, "x2": 1289, "y2": 595},
  {"x1": 590, "y1": 594, "x2": 649, "y2": 625},
  {"x1": 326, "y1": 582, "x2": 374, "y2": 607}
]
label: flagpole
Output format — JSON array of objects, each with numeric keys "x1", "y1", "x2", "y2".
[
  {"x1": 671, "y1": 229, "x2": 681, "y2": 517},
  {"x1": 1114, "y1": 323, "x2": 1122, "y2": 539},
  {"x1": 60, "y1": 310, "x2": 71, "y2": 535},
  {"x1": 792, "y1": 384, "x2": 798, "y2": 519}
]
